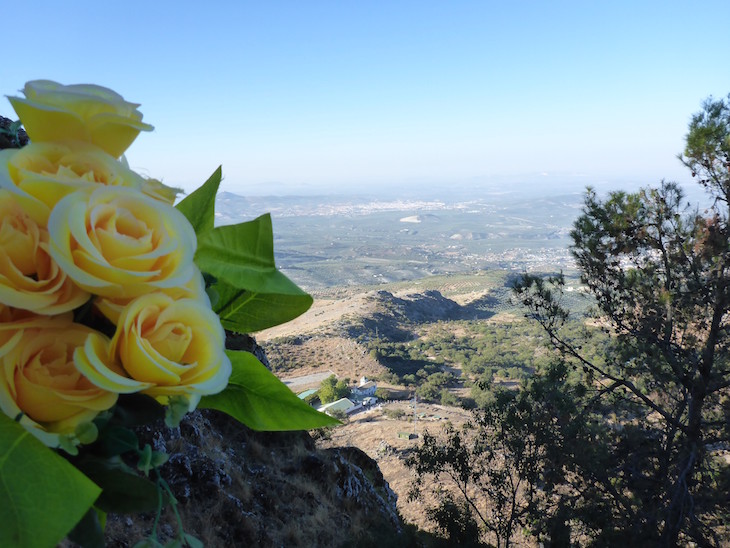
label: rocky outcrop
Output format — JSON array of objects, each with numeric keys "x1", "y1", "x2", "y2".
[
  {"x1": 0, "y1": 116, "x2": 28, "y2": 149},
  {"x1": 343, "y1": 289, "x2": 495, "y2": 342},
  {"x1": 101, "y1": 329, "x2": 407, "y2": 547},
  {"x1": 104, "y1": 410, "x2": 406, "y2": 547}
]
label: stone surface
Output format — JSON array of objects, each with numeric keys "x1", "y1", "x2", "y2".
[{"x1": 0, "y1": 116, "x2": 28, "y2": 149}]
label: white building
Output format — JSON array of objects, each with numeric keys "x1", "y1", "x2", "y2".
[
  {"x1": 319, "y1": 398, "x2": 361, "y2": 416},
  {"x1": 352, "y1": 377, "x2": 377, "y2": 397}
]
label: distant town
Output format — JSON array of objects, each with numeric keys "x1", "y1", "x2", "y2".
[{"x1": 215, "y1": 186, "x2": 584, "y2": 289}]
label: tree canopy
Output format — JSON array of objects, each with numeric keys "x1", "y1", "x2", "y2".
[
  {"x1": 318, "y1": 375, "x2": 351, "y2": 404},
  {"x1": 407, "y1": 94, "x2": 730, "y2": 546}
]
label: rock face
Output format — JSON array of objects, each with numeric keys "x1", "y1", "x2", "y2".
[
  {"x1": 104, "y1": 410, "x2": 406, "y2": 547},
  {"x1": 0, "y1": 116, "x2": 29, "y2": 149},
  {"x1": 102, "y1": 331, "x2": 408, "y2": 547}
]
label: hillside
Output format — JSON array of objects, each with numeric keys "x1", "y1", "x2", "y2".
[
  {"x1": 257, "y1": 270, "x2": 591, "y2": 538},
  {"x1": 95, "y1": 270, "x2": 589, "y2": 545},
  {"x1": 257, "y1": 270, "x2": 529, "y2": 342}
]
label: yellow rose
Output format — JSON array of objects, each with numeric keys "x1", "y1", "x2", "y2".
[
  {"x1": 8, "y1": 80, "x2": 153, "y2": 158},
  {"x1": 95, "y1": 265, "x2": 209, "y2": 325},
  {"x1": 0, "y1": 317, "x2": 117, "y2": 447},
  {"x1": 75, "y1": 293, "x2": 231, "y2": 408},
  {"x1": 0, "y1": 305, "x2": 55, "y2": 358},
  {"x1": 0, "y1": 141, "x2": 146, "y2": 226},
  {"x1": 48, "y1": 186, "x2": 197, "y2": 299},
  {"x1": 141, "y1": 177, "x2": 183, "y2": 205},
  {"x1": 0, "y1": 191, "x2": 90, "y2": 314},
  {"x1": 0, "y1": 305, "x2": 23, "y2": 356}
]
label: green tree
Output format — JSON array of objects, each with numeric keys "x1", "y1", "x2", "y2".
[
  {"x1": 681, "y1": 94, "x2": 730, "y2": 201},
  {"x1": 408, "y1": 94, "x2": 730, "y2": 546},
  {"x1": 513, "y1": 94, "x2": 730, "y2": 545},
  {"x1": 318, "y1": 375, "x2": 351, "y2": 404},
  {"x1": 407, "y1": 366, "x2": 588, "y2": 547}
]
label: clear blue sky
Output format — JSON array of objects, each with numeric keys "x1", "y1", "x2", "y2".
[{"x1": 3, "y1": 1, "x2": 730, "y2": 195}]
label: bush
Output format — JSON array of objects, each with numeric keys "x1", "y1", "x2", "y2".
[
  {"x1": 328, "y1": 409, "x2": 348, "y2": 422},
  {"x1": 440, "y1": 389, "x2": 459, "y2": 407},
  {"x1": 377, "y1": 371, "x2": 400, "y2": 385},
  {"x1": 417, "y1": 383, "x2": 441, "y2": 402},
  {"x1": 384, "y1": 408, "x2": 405, "y2": 420},
  {"x1": 402, "y1": 374, "x2": 417, "y2": 386}
]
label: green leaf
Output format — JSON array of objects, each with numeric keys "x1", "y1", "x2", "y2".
[
  {"x1": 150, "y1": 450, "x2": 170, "y2": 469},
  {"x1": 96, "y1": 507, "x2": 107, "y2": 531},
  {"x1": 175, "y1": 166, "x2": 222, "y2": 235},
  {"x1": 196, "y1": 214, "x2": 313, "y2": 332},
  {"x1": 111, "y1": 393, "x2": 165, "y2": 427},
  {"x1": 214, "y1": 279, "x2": 313, "y2": 333},
  {"x1": 196, "y1": 213, "x2": 281, "y2": 283},
  {"x1": 75, "y1": 421, "x2": 99, "y2": 445},
  {"x1": 67, "y1": 507, "x2": 105, "y2": 548},
  {"x1": 96, "y1": 426, "x2": 139, "y2": 456},
  {"x1": 0, "y1": 414, "x2": 101, "y2": 548},
  {"x1": 74, "y1": 456, "x2": 160, "y2": 513},
  {"x1": 205, "y1": 284, "x2": 220, "y2": 308},
  {"x1": 199, "y1": 350, "x2": 339, "y2": 431},
  {"x1": 184, "y1": 533, "x2": 205, "y2": 548},
  {"x1": 58, "y1": 434, "x2": 80, "y2": 456},
  {"x1": 165, "y1": 395, "x2": 191, "y2": 428},
  {"x1": 137, "y1": 444, "x2": 153, "y2": 475},
  {"x1": 136, "y1": 444, "x2": 169, "y2": 474}
]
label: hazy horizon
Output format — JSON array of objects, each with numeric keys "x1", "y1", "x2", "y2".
[
  {"x1": 5, "y1": 2, "x2": 729, "y2": 196},
  {"x1": 213, "y1": 171, "x2": 706, "y2": 203}
]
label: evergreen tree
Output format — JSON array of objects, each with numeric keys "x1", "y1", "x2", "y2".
[
  {"x1": 515, "y1": 93, "x2": 730, "y2": 545},
  {"x1": 407, "y1": 95, "x2": 730, "y2": 546}
]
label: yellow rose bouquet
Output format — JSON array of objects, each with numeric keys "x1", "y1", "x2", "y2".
[{"x1": 0, "y1": 81, "x2": 336, "y2": 548}]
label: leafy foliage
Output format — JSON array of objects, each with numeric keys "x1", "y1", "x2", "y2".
[
  {"x1": 175, "y1": 166, "x2": 221, "y2": 236},
  {"x1": 196, "y1": 214, "x2": 314, "y2": 333},
  {"x1": 512, "y1": 98, "x2": 730, "y2": 545},
  {"x1": 681, "y1": 93, "x2": 730, "y2": 201},
  {"x1": 364, "y1": 318, "x2": 609, "y2": 405},
  {"x1": 317, "y1": 374, "x2": 351, "y2": 404},
  {"x1": 409, "y1": 94, "x2": 730, "y2": 546},
  {"x1": 407, "y1": 363, "x2": 595, "y2": 547},
  {"x1": 0, "y1": 414, "x2": 101, "y2": 548}
]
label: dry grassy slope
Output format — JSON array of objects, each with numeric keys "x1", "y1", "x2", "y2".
[
  {"x1": 255, "y1": 275, "x2": 514, "y2": 538},
  {"x1": 257, "y1": 291, "x2": 378, "y2": 341},
  {"x1": 256, "y1": 271, "x2": 508, "y2": 342},
  {"x1": 258, "y1": 285, "x2": 475, "y2": 381},
  {"x1": 259, "y1": 283, "x2": 501, "y2": 382},
  {"x1": 263, "y1": 335, "x2": 387, "y2": 382}
]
